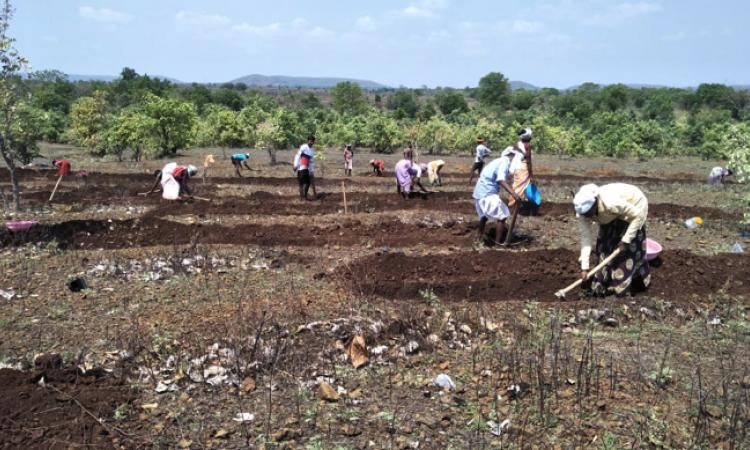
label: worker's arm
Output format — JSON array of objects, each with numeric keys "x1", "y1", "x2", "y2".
[
  {"x1": 500, "y1": 180, "x2": 522, "y2": 202},
  {"x1": 614, "y1": 199, "x2": 648, "y2": 245},
  {"x1": 415, "y1": 178, "x2": 429, "y2": 193},
  {"x1": 578, "y1": 216, "x2": 597, "y2": 273},
  {"x1": 180, "y1": 177, "x2": 192, "y2": 197},
  {"x1": 147, "y1": 174, "x2": 162, "y2": 194},
  {"x1": 243, "y1": 161, "x2": 252, "y2": 170},
  {"x1": 526, "y1": 147, "x2": 533, "y2": 181}
]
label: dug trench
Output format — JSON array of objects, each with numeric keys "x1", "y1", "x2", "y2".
[
  {"x1": 0, "y1": 365, "x2": 136, "y2": 449},
  {"x1": 339, "y1": 248, "x2": 750, "y2": 303}
]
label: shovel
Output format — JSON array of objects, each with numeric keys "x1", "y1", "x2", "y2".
[
  {"x1": 503, "y1": 202, "x2": 521, "y2": 245},
  {"x1": 554, "y1": 248, "x2": 622, "y2": 299}
]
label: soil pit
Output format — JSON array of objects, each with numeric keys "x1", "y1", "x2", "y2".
[
  {"x1": 340, "y1": 248, "x2": 750, "y2": 302},
  {"x1": 0, "y1": 366, "x2": 135, "y2": 450}
]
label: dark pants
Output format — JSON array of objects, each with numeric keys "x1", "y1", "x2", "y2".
[{"x1": 297, "y1": 169, "x2": 311, "y2": 198}]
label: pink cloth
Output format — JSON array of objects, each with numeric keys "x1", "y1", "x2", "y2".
[{"x1": 395, "y1": 159, "x2": 415, "y2": 193}]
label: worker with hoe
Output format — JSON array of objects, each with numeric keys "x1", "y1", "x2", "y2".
[
  {"x1": 369, "y1": 159, "x2": 385, "y2": 176},
  {"x1": 427, "y1": 159, "x2": 445, "y2": 186},
  {"x1": 343, "y1": 144, "x2": 354, "y2": 177},
  {"x1": 294, "y1": 135, "x2": 317, "y2": 200},
  {"x1": 395, "y1": 148, "x2": 429, "y2": 199},
  {"x1": 468, "y1": 137, "x2": 492, "y2": 185},
  {"x1": 573, "y1": 183, "x2": 651, "y2": 297},
  {"x1": 507, "y1": 128, "x2": 535, "y2": 212},
  {"x1": 146, "y1": 163, "x2": 198, "y2": 200},
  {"x1": 472, "y1": 147, "x2": 523, "y2": 245},
  {"x1": 230, "y1": 152, "x2": 253, "y2": 177}
]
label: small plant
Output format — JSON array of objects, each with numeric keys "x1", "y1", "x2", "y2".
[
  {"x1": 113, "y1": 403, "x2": 129, "y2": 421},
  {"x1": 377, "y1": 410, "x2": 395, "y2": 421},
  {"x1": 600, "y1": 432, "x2": 621, "y2": 450},
  {"x1": 419, "y1": 288, "x2": 440, "y2": 306},
  {"x1": 648, "y1": 366, "x2": 674, "y2": 388}
]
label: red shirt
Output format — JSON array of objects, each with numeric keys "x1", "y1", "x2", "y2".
[
  {"x1": 372, "y1": 160, "x2": 385, "y2": 171},
  {"x1": 172, "y1": 165, "x2": 187, "y2": 179},
  {"x1": 55, "y1": 160, "x2": 71, "y2": 177}
]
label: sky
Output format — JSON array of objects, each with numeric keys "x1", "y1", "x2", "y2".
[{"x1": 11, "y1": 0, "x2": 750, "y2": 88}]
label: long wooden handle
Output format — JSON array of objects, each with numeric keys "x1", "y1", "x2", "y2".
[
  {"x1": 504, "y1": 202, "x2": 521, "y2": 245},
  {"x1": 341, "y1": 180, "x2": 348, "y2": 214},
  {"x1": 48, "y1": 175, "x2": 63, "y2": 202},
  {"x1": 555, "y1": 248, "x2": 623, "y2": 298}
]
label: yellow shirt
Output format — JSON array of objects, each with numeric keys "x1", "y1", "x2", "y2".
[{"x1": 578, "y1": 183, "x2": 648, "y2": 270}]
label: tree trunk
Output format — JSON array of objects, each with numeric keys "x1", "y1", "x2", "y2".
[
  {"x1": 1, "y1": 151, "x2": 20, "y2": 211},
  {"x1": 267, "y1": 148, "x2": 277, "y2": 166}
]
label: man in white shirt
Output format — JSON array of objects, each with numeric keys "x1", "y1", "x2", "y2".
[
  {"x1": 469, "y1": 137, "x2": 492, "y2": 185},
  {"x1": 294, "y1": 135, "x2": 317, "y2": 200},
  {"x1": 708, "y1": 166, "x2": 732, "y2": 185}
]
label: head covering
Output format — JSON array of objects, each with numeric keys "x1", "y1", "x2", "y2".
[
  {"x1": 346, "y1": 144, "x2": 352, "y2": 149},
  {"x1": 476, "y1": 137, "x2": 485, "y2": 143},
  {"x1": 573, "y1": 184, "x2": 599, "y2": 216},
  {"x1": 518, "y1": 128, "x2": 533, "y2": 140},
  {"x1": 369, "y1": 159, "x2": 375, "y2": 165},
  {"x1": 186, "y1": 164, "x2": 198, "y2": 177},
  {"x1": 245, "y1": 153, "x2": 250, "y2": 158}
]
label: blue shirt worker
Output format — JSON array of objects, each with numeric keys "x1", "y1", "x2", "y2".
[{"x1": 231, "y1": 153, "x2": 252, "y2": 177}]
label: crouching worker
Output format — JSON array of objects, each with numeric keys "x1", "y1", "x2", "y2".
[
  {"x1": 370, "y1": 159, "x2": 385, "y2": 176},
  {"x1": 708, "y1": 166, "x2": 733, "y2": 185},
  {"x1": 52, "y1": 159, "x2": 71, "y2": 177},
  {"x1": 427, "y1": 159, "x2": 445, "y2": 186},
  {"x1": 472, "y1": 151, "x2": 523, "y2": 245},
  {"x1": 395, "y1": 158, "x2": 429, "y2": 199},
  {"x1": 231, "y1": 152, "x2": 252, "y2": 177},
  {"x1": 146, "y1": 163, "x2": 198, "y2": 200},
  {"x1": 573, "y1": 183, "x2": 651, "y2": 297}
]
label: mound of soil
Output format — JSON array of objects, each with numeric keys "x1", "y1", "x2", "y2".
[
  {"x1": 0, "y1": 366, "x2": 135, "y2": 449},
  {"x1": 340, "y1": 248, "x2": 750, "y2": 303},
  {"x1": 0, "y1": 217, "x2": 476, "y2": 249}
]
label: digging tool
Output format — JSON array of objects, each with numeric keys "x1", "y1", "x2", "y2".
[
  {"x1": 554, "y1": 248, "x2": 623, "y2": 299},
  {"x1": 190, "y1": 196, "x2": 211, "y2": 202},
  {"x1": 48, "y1": 174, "x2": 63, "y2": 202},
  {"x1": 341, "y1": 181, "x2": 348, "y2": 215},
  {"x1": 503, "y1": 201, "x2": 521, "y2": 245}
]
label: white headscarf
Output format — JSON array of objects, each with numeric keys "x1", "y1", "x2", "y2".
[
  {"x1": 573, "y1": 184, "x2": 599, "y2": 216},
  {"x1": 518, "y1": 128, "x2": 532, "y2": 140}
]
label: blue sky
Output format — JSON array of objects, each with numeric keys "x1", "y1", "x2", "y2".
[{"x1": 12, "y1": 0, "x2": 749, "y2": 88}]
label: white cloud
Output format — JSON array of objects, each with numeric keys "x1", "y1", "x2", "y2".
[
  {"x1": 510, "y1": 20, "x2": 545, "y2": 34},
  {"x1": 662, "y1": 31, "x2": 687, "y2": 42},
  {"x1": 355, "y1": 16, "x2": 376, "y2": 30},
  {"x1": 401, "y1": 6, "x2": 436, "y2": 18},
  {"x1": 615, "y1": 2, "x2": 663, "y2": 17},
  {"x1": 583, "y1": 2, "x2": 662, "y2": 25},
  {"x1": 79, "y1": 6, "x2": 132, "y2": 24},
  {"x1": 232, "y1": 22, "x2": 282, "y2": 35},
  {"x1": 175, "y1": 11, "x2": 231, "y2": 27}
]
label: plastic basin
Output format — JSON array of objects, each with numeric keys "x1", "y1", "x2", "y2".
[
  {"x1": 645, "y1": 238, "x2": 662, "y2": 261},
  {"x1": 6, "y1": 220, "x2": 39, "y2": 231}
]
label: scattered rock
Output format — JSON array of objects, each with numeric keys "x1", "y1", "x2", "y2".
[
  {"x1": 741, "y1": 376, "x2": 750, "y2": 389},
  {"x1": 341, "y1": 424, "x2": 361, "y2": 437},
  {"x1": 318, "y1": 382, "x2": 340, "y2": 402},
  {"x1": 487, "y1": 419, "x2": 510, "y2": 436},
  {"x1": 34, "y1": 353, "x2": 63, "y2": 370},
  {"x1": 271, "y1": 428, "x2": 301, "y2": 442},
  {"x1": 507, "y1": 382, "x2": 530, "y2": 400},
  {"x1": 214, "y1": 428, "x2": 232, "y2": 439},
  {"x1": 707, "y1": 317, "x2": 722, "y2": 326},
  {"x1": 346, "y1": 335, "x2": 369, "y2": 369},
  {"x1": 459, "y1": 324, "x2": 472, "y2": 334},
  {"x1": 703, "y1": 405, "x2": 723, "y2": 419},
  {"x1": 232, "y1": 412, "x2": 255, "y2": 422},
  {"x1": 241, "y1": 377, "x2": 256, "y2": 393},
  {"x1": 0, "y1": 289, "x2": 15, "y2": 300},
  {"x1": 68, "y1": 277, "x2": 87, "y2": 292},
  {"x1": 602, "y1": 318, "x2": 619, "y2": 327},
  {"x1": 405, "y1": 341, "x2": 420, "y2": 354}
]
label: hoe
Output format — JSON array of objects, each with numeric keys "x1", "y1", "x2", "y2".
[{"x1": 554, "y1": 248, "x2": 622, "y2": 299}]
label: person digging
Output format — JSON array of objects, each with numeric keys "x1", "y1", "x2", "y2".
[
  {"x1": 573, "y1": 183, "x2": 651, "y2": 297},
  {"x1": 145, "y1": 163, "x2": 198, "y2": 201},
  {"x1": 230, "y1": 152, "x2": 254, "y2": 177},
  {"x1": 472, "y1": 150, "x2": 523, "y2": 246},
  {"x1": 468, "y1": 137, "x2": 492, "y2": 185},
  {"x1": 369, "y1": 159, "x2": 385, "y2": 176},
  {"x1": 395, "y1": 154, "x2": 430, "y2": 199}
]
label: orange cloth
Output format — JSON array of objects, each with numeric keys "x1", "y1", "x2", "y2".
[{"x1": 203, "y1": 154, "x2": 215, "y2": 168}]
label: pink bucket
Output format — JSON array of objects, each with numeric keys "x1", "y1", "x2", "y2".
[
  {"x1": 6, "y1": 220, "x2": 39, "y2": 231},
  {"x1": 645, "y1": 238, "x2": 662, "y2": 261}
]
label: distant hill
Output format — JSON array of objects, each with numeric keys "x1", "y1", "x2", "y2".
[
  {"x1": 228, "y1": 74, "x2": 388, "y2": 90},
  {"x1": 509, "y1": 80, "x2": 541, "y2": 91}
]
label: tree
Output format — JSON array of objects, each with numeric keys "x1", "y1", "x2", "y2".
[
  {"x1": 104, "y1": 109, "x2": 157, "y2": 161},
  {"x1": 68, "y1": 91, "x2": 110, "y2": 155},
  {"x1": 363, "y1": 111, "x2": 403, "y2": 153},
  {"x1": 140, "y1": 93, "x2": 197, "y2": 157},
  {"x1": 512, "y1": 89, "x2": 535, "y2": 111},
  {"x1": 598, "y1": 84, "x2": 629, "y2": 112},
  {"x1": 434, "y1": 89, "x2": 469, "y2": 115},
  {"x1": 212, "y1": 88, "x2": 244, "y2": 111},
  {"x1": 0, "y1": 0, "x2": 34, "y2": 209},
  {"x1": 477, "y1": 72, "x2": 511, "y2": 109},
  {"x1": 330, "y1": 81, "x2": 367, "y2": 115},
  {"x1": 386, "y1": 90, "x2": 419, "y2": 119}
]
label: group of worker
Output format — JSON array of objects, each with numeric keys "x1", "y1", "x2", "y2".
[{"x1": 42, "y1": 127, "x2": 733, "y2": 299}]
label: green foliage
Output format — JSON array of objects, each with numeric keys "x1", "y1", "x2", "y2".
[
  {"x1": 477, "y1": 72, "x2": 511, "y2": 109},
  {"x1": 363, "y1": 111, "x2": 403, "y2": 153},
  {"x1": 9, "y1": 102, "x2": 47, "y2": 163},
  {"x1": 103, "y1": 109, "x2": 156, "y2": 161},
  {"x1": 140, "y1": 93, "x2": 197, "y2": 157},
  {"x1": 434, "y1": 89, "x2": 469, "y2": 115},
  {"x1": 386, "y1": 90, "x2": 419, "y2": 119},
  {"x1": 68, "y1": 90, "x2": 110, "y2": 155},
  {"x1": 512, "y1": 89, "x2": 535, "y2": 111},
  {"x1": 330, "y1": 81, "x2": 367, "y2": 116}
]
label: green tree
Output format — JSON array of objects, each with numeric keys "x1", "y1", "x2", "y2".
[
  {"x1": 140, "y1": 93, "x2": 197, "y2": 157},
  {"x1": 512, "y1": 89, "x2": 536, "y2": 111},
  {"x1": 386, "y1": 90, "x2": 419, "y2": 119},
  {"x1": 330, "y1": 81, "x2": 367, "y2": 115},
  {"x1": 0, "y1": 0, "x2": 35, "y2": 209},
  {"x1": 68, "y1": 90, "x2": 110, "y2": 155},
  {"x1": 363, "y1": 111, "x2": 403, "y2": 153},
  {"x1": 598, "y1": 84, "x2": 629, "y2": 111},
  {"x1": 477, "y1": 72, "x2": 511, "y2": 109},
  {"x1": 434, "y1": 89, "x2": 469, "y2": 115},
  {"x1": 104, "y1": 109, "x2": 157, "y2": 161},
  {"x1": 212, "y1": 88, "x2": 244, "y2": 111}
]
